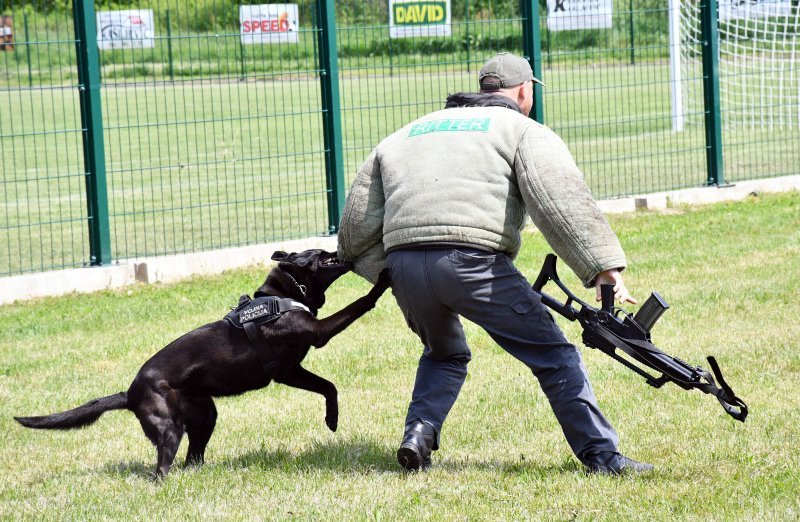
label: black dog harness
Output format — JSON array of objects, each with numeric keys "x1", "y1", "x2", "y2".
[{"x1": 224, "y1": 295, "x2": 312, "y2": 376}]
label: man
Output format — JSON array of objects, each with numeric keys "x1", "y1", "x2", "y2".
[
  {"x1": 338, "y1": 52, "x2": 652, "y2": 475},
  {"x1": 1, "y1": 17, "x2": 12, "y2": 52}
]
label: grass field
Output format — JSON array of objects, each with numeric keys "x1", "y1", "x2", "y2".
[{"x1": 1, "y1": 191, "x2": 798, "y2": 520}]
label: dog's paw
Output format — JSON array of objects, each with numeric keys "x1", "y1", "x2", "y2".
[
  {"x1": 325, "y1": 414, "x2": 338, "y2": 432},
  {"x1": 325, "y1": 398, "x2": 339, "y2": 432}
]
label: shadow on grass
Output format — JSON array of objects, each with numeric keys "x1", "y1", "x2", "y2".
[
  {"x1": 218, "y1": 438, "x2": 587, "y2": 478},
  {"x1": 219, "y1": 437, "x2": 399, "y2": 473},
  {"x1": 103, "y1": 459, "x2": 156, "y2": 480},
  {"x1": 98, "y1": 437, "x2": 398, "y2": 480},
  {"x1": 101, "y1": 439, "x2": 592, "y2": 480},
  {"x1": 435, "y1": 456, "x2": 584, "y2": 477}
]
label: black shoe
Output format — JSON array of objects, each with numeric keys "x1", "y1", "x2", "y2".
[
  {"x1": 588, "y1": 454, "x2": 654, "y2": 475},
  {"x1": 397, "y1": 421, "x2": 436, "y2": 471}
]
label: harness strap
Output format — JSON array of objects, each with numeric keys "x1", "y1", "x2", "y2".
[
  {"x1": 225, "y1": 295, "x2": 312, "y2": 378},
  {"x1": 243, "y1": 322, "x2": 281, "y2": 376}
]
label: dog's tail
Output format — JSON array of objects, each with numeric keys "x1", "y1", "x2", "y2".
[{"x1": 15, "y1": 392, "x2": 128, "y2": 430}]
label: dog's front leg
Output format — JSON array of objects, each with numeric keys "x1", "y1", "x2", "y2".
[
  {"x1": 311, "y1": 269, "x2": 391, "y2": 348},
  {"x1": 274, "y1": 365, "x2": 338, "y2": 432}
]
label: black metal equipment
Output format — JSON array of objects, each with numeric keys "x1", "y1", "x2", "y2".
[{"x1": 532, "y1": 254, "x2": 748, "y2": 422}]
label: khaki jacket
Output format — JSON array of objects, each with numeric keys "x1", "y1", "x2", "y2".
[{"x1": 338, "y1": 98, "x2": 626, "y2": 287}]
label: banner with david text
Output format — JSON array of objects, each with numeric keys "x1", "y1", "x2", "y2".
[{"x1": 390, "y1": 0, "x2": 451, "y2": 39}]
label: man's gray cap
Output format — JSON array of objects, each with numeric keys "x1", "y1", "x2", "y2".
[{"x1": 479, "y1": 52, "x2": 545, "y2": 90}]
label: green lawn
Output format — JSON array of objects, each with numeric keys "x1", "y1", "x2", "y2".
[{"x1": 1, "y1": 192, "x2": 798, "y2": 519}]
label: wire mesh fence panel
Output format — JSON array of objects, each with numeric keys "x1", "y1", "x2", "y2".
[
  {"x1": 0, "y1": 1, "x2": 89, "y2": 276},
  {"x1": 542, "y1": 0, "x2": 708, "y2": 199},
  {"x1": 95, "y1": 0, "x2": 329, "y2": 260},
  {"x1": 1, "y1": 0, "x2": 798, "y2": 278}
]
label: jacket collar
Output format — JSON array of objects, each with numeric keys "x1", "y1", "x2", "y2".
[{"x1": 444, "y1": 92, "x2": 523, "y2": 114}]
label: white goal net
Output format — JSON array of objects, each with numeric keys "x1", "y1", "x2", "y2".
[{"x1": 673, "y1": 0, "x2": 800, "y2": 130}]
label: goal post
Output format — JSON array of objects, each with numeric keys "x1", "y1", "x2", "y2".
[
  {"x1": 669, "y1": 0, "x2": 685, "y2": 131},
  {"x1": 673, "y1": 0, "x2": 800, "y2": 132}
]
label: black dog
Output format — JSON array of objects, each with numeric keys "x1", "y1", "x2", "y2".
[{"x1": 15, "y1": 249, "x2": 390, "y2": 478}]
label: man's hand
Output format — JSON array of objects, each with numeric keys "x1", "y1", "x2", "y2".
[{"x1": 594, "y1": 269, "x2": 637, "y2": 305}]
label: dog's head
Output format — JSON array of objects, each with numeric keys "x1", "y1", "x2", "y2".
[{"x1": 257, "y1": 249, "x2": 353, "y2": 310}]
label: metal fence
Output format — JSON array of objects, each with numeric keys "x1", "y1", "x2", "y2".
[{"x1": 1, "y1": 0, "x2": 798, "y2": 277}]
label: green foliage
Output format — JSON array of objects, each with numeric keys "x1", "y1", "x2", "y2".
[{"x1": 340, "y1": 30, "x2": 522, "y2": 58}]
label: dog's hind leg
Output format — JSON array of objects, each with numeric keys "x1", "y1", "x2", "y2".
[
  {"x1": 134, "y1": 384, "x2": 185, "y2": 478},
  {"x1": 155, "y1": 417, "x2": 184, "y2": 478},
  {"x1": 184, "y1": 396, "x2": 217, "y2": 467},
  {"x1": 274, "y1": 365, "x2": 338, "y2": 432}
]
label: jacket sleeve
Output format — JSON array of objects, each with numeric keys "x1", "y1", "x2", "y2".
[
  {"x1": 337, "y1": 149, "x2": 387, "y2": 283},
  {"x1": 514, "y1": 125, "x2": 627, "y2": 287}
]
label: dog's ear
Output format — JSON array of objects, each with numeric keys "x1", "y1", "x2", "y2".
[{"x1": 271, "y1": 251, "x2": 289, "y2": 261}]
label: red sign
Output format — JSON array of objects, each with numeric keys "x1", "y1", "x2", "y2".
[{"x1": 242, "y1": 16, "x2": 290, "y2": 34}]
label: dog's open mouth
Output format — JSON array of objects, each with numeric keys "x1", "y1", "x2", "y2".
[{"x1": 321, "y1": 256, "x2": 344, "y2": 266}]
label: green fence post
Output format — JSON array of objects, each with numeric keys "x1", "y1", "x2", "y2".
[
  {"x1": 388, "y1": 32, "x2": 394, "y2": 77},
  {"x1": 24, "y1": 12, "x2": 33, "y2": 87},
  {"x1": 628, "y1": 0, "x2": 635, "y2": 65},
  {"x1": 465, "y1": 0, "x2": 471, "y2": 75},
  {"x1": 700, "y1": 0, "x2": 724, "y2": 185},
  {"x1": 72, "y1": 0, "x2": 111, "y2": 265},
  {"x1": 165, "y1": 8, "x2": 175, "y2": 81},
  {"x1": 239, "y1": 32, "x2": 246, "y2": 80},
  {"x1": 316, "y1": 0, "x2": 345, "y2": 234},
  {"x1": 521, "y1": 0, "x2": 544, "y2": 123}
]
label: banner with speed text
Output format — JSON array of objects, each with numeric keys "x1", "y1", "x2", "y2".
[{"x1": 240, "y1": 4, "x2": 299, "y2": 44}]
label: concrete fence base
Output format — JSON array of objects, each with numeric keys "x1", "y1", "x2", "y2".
[
  {"x1": 2, "y1": 236, "x2": 337, "y2": 306},
  {"x1": 2, "y1": 175, "x2": 799, "y2": 306},
  {"x1": 595, "y1": 175, "x2": 800, "y2": 214}
]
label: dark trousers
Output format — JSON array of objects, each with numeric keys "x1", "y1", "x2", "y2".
[{"x1": 386, "y1": 247, "x2": 619, "y2": 465}]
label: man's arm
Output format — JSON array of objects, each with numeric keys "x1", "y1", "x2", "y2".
[
  {"x1": 337, "y1": 149, "x2": 387, "y2": 283},
  {"x1": 514, "y1": 125, "x2": 628, "y2": 291}
]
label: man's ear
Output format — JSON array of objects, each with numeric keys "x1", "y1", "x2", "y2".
[
  {"x1": 516, "y1": 82, "x2": 527, "y2": 104},
  {"x1": 271, "y1": 251, "x2": 289, "y2": 261}
]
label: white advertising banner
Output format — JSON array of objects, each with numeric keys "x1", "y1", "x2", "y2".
[
  {"x1": 546, "y1": 0, "x2": 613, "y2": 32},
  {"x1": 390, "y1": 0, "x2": 452, "y2": 39},
  {"x1": 240, "y1": 4, "x2": 299, "y2": 45},
  {"x1": 719, "y1": 0, "x2": 793, "y2": 21},
  {"x1": 97, "y1": 10, "x2": 155, "y2": 50}
]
